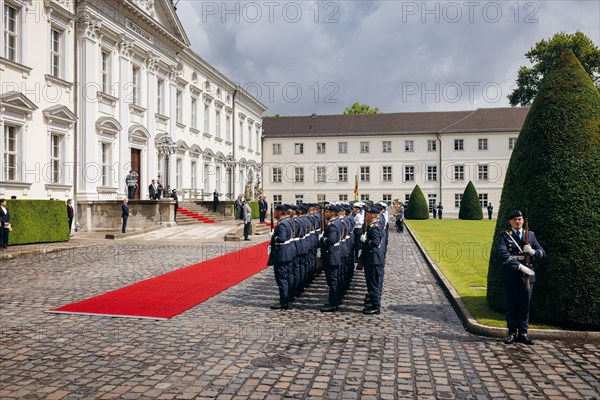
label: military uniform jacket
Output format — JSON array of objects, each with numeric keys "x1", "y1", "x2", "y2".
[
  {"x1": 497, "y1": 229, "x2": 545, "y2": 283},
  {"x1": 320, "y1": 217, "x2": 342, "y2": 266},
  {"x1": 363, "y1": 220, "x2": 384, "y2": 266},
  {"x1": 271, "y1": 216, "x2": 295, "y2": 262},
  {"x1": 292, "y1": 216, "x2": 307, "y2": 255}
]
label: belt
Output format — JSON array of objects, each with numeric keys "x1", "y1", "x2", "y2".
[{"x1": 514, "y1": 255, "x2": 525, "y2": 261}]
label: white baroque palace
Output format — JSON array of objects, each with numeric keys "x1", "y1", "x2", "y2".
[
  {"x1": 0, "y1": 0, "x2": 266, "y2": 205},
  {"x1": 262, "y1": 108, "x2": 529, "y2": 218}
]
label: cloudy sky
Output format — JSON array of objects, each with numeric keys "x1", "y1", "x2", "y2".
[{"x1": 175, "y1": 0, "x2": 599, "y2": 116}]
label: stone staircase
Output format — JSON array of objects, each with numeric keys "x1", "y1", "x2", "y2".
[{"x1": 176, "y1": 202, "x2": 232, "y2": 225}]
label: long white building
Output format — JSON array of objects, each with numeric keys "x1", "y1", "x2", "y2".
[
  {"x1": 1, "y1": 0, "x2": 266, "y2": 218},
  {"x1": 261, "y1": 108, "x2": 529, "y2": 218}
]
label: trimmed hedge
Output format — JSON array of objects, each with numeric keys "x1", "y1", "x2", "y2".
[
  {"x1": 404, "y1": 185, "x2": 429, "y2": 219},
  {"x1": 250, "y1": 201, "x2": 259, "y2": 219},
  {"x1": 486, "y1": 50, "x2": 600, "y2": 328},
  {"x1": 459, "y1": 181, "x2": 483, "y2": 220},
  {"x1": 5, "y1": 200, "x2": 70, "y2": 245}
]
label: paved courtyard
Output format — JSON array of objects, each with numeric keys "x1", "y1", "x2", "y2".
[{"x1": 1, "y1": 230, "x2": 598, "y2": 399}]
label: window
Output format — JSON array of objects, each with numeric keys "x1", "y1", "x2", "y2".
[
  {"x1": 272, "y1": 167, "x2": 282, "y2": 183},
  {"x1": 215, "y1": 110, "x2": 221, "y2": 138},
  {"x1": 226, "y1": 115, "x2": 231, "y2": 141},
  {"x1": 454, "y1": 165, "x2": 464, "y2": 181},
  {"x1": 317, "y1": 194, "x2": 326, "y2": 203},
  {"x1": 317, "y1": 142, "x2": 326, "y2": 154},
  {"x1": 294, "y1": 143, "x2": 304, "y2": 154},
  {"x1": 382, "y1": 141, "x2": 392, "y2": 153},
  {"x1": 248, "y1": 124, "x2": 252, "y2": 149},
  {"x1": 295, "y1": 195, "x2": 303, "y2": 205},
  {"x1": 50, "y1": 134, "x2": 62, "y2": 183},
  {"x1": 454, "y1": 139, "x2": 464, "y2": 151},
  {"x1": 427, "y1": 165, "x2": 438, "y2": 182},
  {"x1": 191, "y1": 98, "x2": 197, "y2": 129},
  {"x1": 176, "y1": 159, "x2": 182, "y2": 189},
  {"x1": 428, "y1": 194, "x2": 437, "y2": 212},
  {"x1": 360, "y1": 141, "x2": 369, "y2": 153},
  {"x1": 273, "y1": 195, "x2": 282, "y2": 206},
  {"x1": 427, "y1": 139, "x2": 437, "y2": 152},
  {"x1": 455, "y1": 193, "x2": 462, "y2": 208},
  {"x1": 176, "y1": 90, "x2": 183, "y2": 123},
  {"x1": 295, "y1": 167, "x2": 304, "y2": 183},
  {"x1": 339, "y1": 194, "x2": 348, "y2": 201},
  {"x1": 157, "y1": 79, "x2": 164, "y2": 114},
  {"x1": 50, "y1": 28, "x2": 62, "y2": 78},
  {"x1": 338, "y1": 142, "x2": 347, "y2": 153},
  {"x1": 132, "y1": 66, "x2": 140, "y2": 105},
  {"x1": 479, "y1": 193, "x2": 489, "y2": 208},
  {"x1": 239, "y1": 121, "x2": 244, "y2": 146},
  {"x1": 478, "y1": 138, "x2": 488, "y2": 150},
  {"x1": 101, "y1": 143, "x2": 110, "y2": 186},
  {"x1": 101, "y1": 51, "x2": 111, "y2": 94},
  {"x1": 509, "y1": 137, "x2": 517, "y2": 150},
  {"x1": 478, "y1": 164, "x2": 489, "y2": 181},
  {"x1": 272, "y1": 143, "x2": 281, "y2": 155},
  {"x1": 360, "y1": 166, "x2": 370, "y2": 182},
  {"x1": 3, "y1": 125, "x2": 18, "y2": 181},
  {"x1": 204, "y1": 104, "x2": 210, "y2": 133},
  {"x1": 404, "y1": 165, "x2": 415, "y2": 182},
  {"x1": 383, "y1": 194, "x2": 391, "y2": 203},
  {"x1": 191, "y1": 161, "x2": 197, "y2": 190},
  {"x1": 256, "y1": 128, "x2": 260, "y2": 153},
  {"x1": 3, "y1": 5, "x2": 19, "y2": 62},
  {"x1": 360, "y1": 194, "x2": 370, "y2": 201},
  {"x1": 405, "y1": 140, "x2": 414, "y2": 152},
  {"x1": 316, "y1": 166, "x2": 326, "y2": 182},
  {"x1": 405, "y1": 194, "x2": 410, "y2": 202},
  {"x1": 382, "y1": 166, "x2": 392, "y2": 182},
  {"x1": 338, "y1": 166, "x2": 348, "y2": 182}
]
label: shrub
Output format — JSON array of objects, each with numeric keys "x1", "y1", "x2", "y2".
[
  {"x1": 486, "y1": 50, "x2": 600, "y2": 328},
  {"x1": 5, "y1": 199, "x2": 70, "y2": 245},
  {"x1": 459, "y1": 181, "x2": 483, "y2": 220},
  {"x1": 404, "y1": 185, "x2": 429, "y2": 219}
]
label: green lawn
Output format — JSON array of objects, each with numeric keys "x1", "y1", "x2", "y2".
[{"x1": 405, "y1": 219, "x2": 561, "y2": 329}]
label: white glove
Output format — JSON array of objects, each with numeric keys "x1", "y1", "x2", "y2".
[
  {"x1": 316, "y1": 248, "x2": 321, "y2": 258},
  {"x1": 518, "y1": 264, "x2": 535, "y2": 276},
  {"x1": 318, "y1": 233, "x2": 324, "y2": 240},
  {"x1": 267, "y1": 245, "x2": 271, "y2": 255},
  {"x1": 360, "y1": 233, "x2": 367, "y2": 243},
  {"x1": 269, "y1": 231, "x2": 274, "y2": 238},
  {"x1": 522, "y1": 244, "x2": 536, "y2": 256}
]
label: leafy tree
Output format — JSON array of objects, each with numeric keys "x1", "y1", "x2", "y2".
[
  {"x1": 343, "y1": 102, "x2": 380, "y2": 115},
  {"x1": 508, "y1": 31, "x2": 600, "y2": 106},
  {"x1": 404, "y1": 185, "x2": 429, "y2": 220},
  {"x1": 488, "y1": 49, "x2": 600, "y2": 328},
  {"x1": 458, "y1": 181, "x2": 483, "y2": 220}
]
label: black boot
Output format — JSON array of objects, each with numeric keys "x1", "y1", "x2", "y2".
[{"x1": 503, "y1": 332, "x2": 517, "y2": 344}]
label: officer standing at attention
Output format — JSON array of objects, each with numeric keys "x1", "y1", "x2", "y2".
[
  {"x1": 497, "y1": 210, "x2": 545, "y2": 345},
  {"x1": 360, "y1": 204, "x2": 385, "y2": 315},
  {"x1": 320, "y1": 204, "x2": 342, "y2": 312},
  {"x1": 270, "y1": 205, "x2": 295, "y2": 310},
  {"x1": 487, "y1": 203, "x2": 494, "y2": 220}
]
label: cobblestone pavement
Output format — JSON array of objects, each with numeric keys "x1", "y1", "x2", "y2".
[{"x1": 1, "y1": 231, "x2": 599, "y2": 399}]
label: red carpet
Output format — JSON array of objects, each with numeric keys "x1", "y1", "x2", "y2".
[
  {"x1": 177, "y1": 207, "x2": 217, "y2": 223},
  {"x1": 49, "y1": 242, "x2": 269, "y2": 319}
]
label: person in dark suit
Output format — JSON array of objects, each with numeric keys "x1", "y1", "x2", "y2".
[
  {"x1": 172, "y1": 190, "x2": 179, "y2": 222},
  {"x1": 487, "y1": 203, "x2": 494, "y2": 220},
  {"x1": 67, "y1": 198, "x2": 74, "y2": 235},
  {"x1": 360, "y1": 205, "x2": 385, "y2": 314},
  {"x1": 212, "y1": 189, "x2": 220, "y2": 212},
  {"x1": 121, "y1": 198, "x2": 130, "y2": 234},
  {"x1": 436, "y1": 203, "x2": 443, "y2": 219},
  {"x1": 319, "y1": 204, "x2": 342, "y2": 312},
  {"x1": 149, "y1": 179, "x2": 158, "y2": 200},
  {"x1": 258, "y1": 195, "x2": 268, "y2": 223},
  {"x1": 498, "y1": 210, "x2": 545, "y2": 345},
  {"x1": 269, "y1": 204, "x2": 295, "y2": 310},
  {"x1": 0, "y1": 198, "x2": 10, "y2": 249}
]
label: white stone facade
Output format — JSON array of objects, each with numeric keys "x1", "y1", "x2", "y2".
[
  {"x1": 0, "y1": 0, "x2": 266, "y2": 211},
  {"x1": 262, "y1": 109, "x2": 528, "y2": 218}
]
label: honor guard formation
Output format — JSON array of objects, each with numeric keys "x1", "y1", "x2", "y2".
[{"x1": 267, "y1": 201, "x2": 390, "y2": 314}]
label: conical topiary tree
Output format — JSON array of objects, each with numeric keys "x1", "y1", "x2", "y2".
[
  {"x1": 487, "y1": 49, "x2": 600, "y2": 328},
  {"x1": 404, "y1": 185, "x2": 429, "y2": 219},
  {"x1": 459, "y1": 181, "x2": 483, "y2": 220}
]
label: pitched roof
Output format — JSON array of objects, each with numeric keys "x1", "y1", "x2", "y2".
[{"x1": 262, "y1": 107, "x2": 530, "y2": 137}]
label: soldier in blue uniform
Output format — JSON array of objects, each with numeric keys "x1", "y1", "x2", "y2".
[
  {"x1": 319, "y1": 204, "x2": 343, "y2": 312},
  {"x1": 269, "y1": 204, "x2": 296, "y2": 310},
  {"x1": 360, "y1": 205, "x2": 385, "y2": 315},
  {"x1": 497, "y1": 209, "x2": 545, "y2": 345}
]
